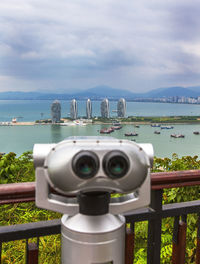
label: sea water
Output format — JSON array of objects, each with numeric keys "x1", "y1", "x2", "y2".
[
  {"x1": 0, "y1": 123, "x2": 200, "y2": 158},
  {"x1": 1, "y1": 100, "x2": 200, "y2": 121},
  {"x1": 1, "y1": 100, "x2": 200, "y2": 157}
]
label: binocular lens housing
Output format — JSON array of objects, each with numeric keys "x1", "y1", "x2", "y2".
[
  {"x1": 103, "y1": 151, "x2": 130, "y2": 179},
  {"x1": 72, "y1": 151, "x2": 99, "y2": 179},
  {"x1": 72, "y1": 150, "x2": 130, "y2": 180}
]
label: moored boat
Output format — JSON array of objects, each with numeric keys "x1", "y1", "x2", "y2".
[
  {"x1": 124, "y1": 132, "x2": 138, "y2": 136},
  {"x1": 111, "y1": 125, "x2": 122, "y2": 130},
  {"x1": 193, "y1": 131, "x2": 200, "y2": 135},
  {"x1": 154, "y1": 131, "x2": 160, "y2": 134},
  {"x1": 171, "y1": 134, "x2": 185, "y2": 138},
  {"x1": 151, "y1": 124, "x2": 160, "y2": 127},
  {"x1": 100, "y1": 127, "x2": 114, "y2": 134},
  {"x1": 161, "y1": 126, "x2": 174, "y2": 129}
]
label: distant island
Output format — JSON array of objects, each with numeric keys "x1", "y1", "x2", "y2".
[{"x1": 1, "y1": 85, "x2": 200, "y2": 104}]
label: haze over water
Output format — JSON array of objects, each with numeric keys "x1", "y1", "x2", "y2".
[{"x1": 0, "y1": 100, "x2": 200, "y2": 157}]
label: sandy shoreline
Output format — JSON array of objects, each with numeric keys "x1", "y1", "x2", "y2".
[
  {"x1": 1, "y1": 120, "x2": 200, "y2": 126},
  {"x1": 12, "y1": 122, "x2": 36, "y2": 126}
]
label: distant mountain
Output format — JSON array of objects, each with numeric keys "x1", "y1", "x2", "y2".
[
  {"x1": 0, "y1": 91, "x2": 44, "y2": 100},
  {"x1": 73, "y1": 85, "x2": 137, "y2": 99},
  {"x1": 187, "y1": 86, "x2": 200, "y2": 93},
  {"x1": 0, "y1": 91, "x2": 72, "y2": 100},
  {"x1": 143, "y1": 86, "x2": 200, "y2": 98},
  {"x1": 0, "y1": 86, "x2": 137, "y2": 100},
  {"x1": 0, "y1": 85, "x2": 200, "y2": 100}
]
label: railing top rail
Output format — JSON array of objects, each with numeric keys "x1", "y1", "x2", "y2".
[
  {"x1": 1, "y1": 169, "x2": 200, "y2": 204},
  {"x1": 151, "y1": 169, "x2": 200, "y2": 189}
]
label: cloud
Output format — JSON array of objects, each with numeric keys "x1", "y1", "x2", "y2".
[{"x1": 0, "y1": 0, "x2": 200, "y2": 92}]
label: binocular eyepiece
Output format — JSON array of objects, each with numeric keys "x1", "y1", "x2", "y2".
[
  {"x1": 72, "y1": 150, "x2": 129, "y2": 180},
  {"x1": 33, "y1": 136, "x2": 153, "y2": 195}
]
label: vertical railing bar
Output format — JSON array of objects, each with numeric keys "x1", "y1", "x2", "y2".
[
  {"x1": 196, "y1": 214, "x2": 200, "y2": 264},
  {"x1": 27, "y1": 243, "x2": 39, "y2": 264},
  {"x1": 147, "y1": 189, "x2": 163, "y2": 264},
  {"x1": 181, "y1": 214, "x2": 187, "y2": 223},
  {"x1": 26, "y1": 239, "x2": 29, "y2": 264},
  {"x1": 172, "y1": 216, "x2": 180, "y2": 264},
  {"x1": 131, "y1": 221, "x2": 135, "y2": 262},
  {"x1": 180, "y1": 214, "x2": 187, "y2": 264},
  {"x1": 37, "y1": 237, "x2": 39, "y2": 263},
  {"x1": 172, "y1": 214, "x2": 187, "y2": 264},
  {"x1": 172, "y1": 216, "x2": 179, "y2": 244},
  {"x1": 36, "y1": 237, "x2": 39, "y2": 248},
  {"x1": 125, "y1": 222, "x2": 135, "y2": 264},
  {"x1": 0, "y1": 241, "x2": 2, "y2": 264}
]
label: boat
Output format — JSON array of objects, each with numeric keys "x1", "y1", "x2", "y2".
[
  {"x1": 135, "y1": 125, "x2": 140, "y2": 128},
  {"x1": 60, "y1": 122, "x2": 76, "y2": 126},
  {"x1": 112, "y1": 121, "x2": 121, "y2": 126},
  {"x1": 154, "y1": 131, "x2": 160, "y2": 134},
  {"x1": 124, "y1": 132, "x2": 138, "y2": 136},
  {"x1": 100, "y1": 129, "x2": 111, "y2": 134},
  {"x1": 111, "y1": 125, "x2": 122, "y2": 130},
  {"x1": 100, "y1": 127, "x2": 114, "y2": 134},
  {"x1": 193, "y1": 131, "x2": 200, "y2": 135},
  {"x1": 161, "y1": 126, "x2": 174, "y2": 129},
  {"x1": 151, "y1": 124, "x2": 160, "y2": 127},
  {"x1": 0, "y1": 122, "x2": 12, "y2": 126},
  {"x1": 60, "y1": 123, "x2": 69, "y2": 126},
  {"x1": 171, "y1": 134, "x2": 185, "y2": 138},
  {"x1": 73, "y1": 120, "x2": 86, "y2": 126}
]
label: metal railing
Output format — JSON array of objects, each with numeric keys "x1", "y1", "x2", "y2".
[{"x1": 1, "y1": 170, "x2": 200, "y2": 263}]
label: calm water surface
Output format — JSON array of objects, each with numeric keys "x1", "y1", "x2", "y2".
[
  {"x1": 1, "y1": 124, "x2": 200, "y2": 158},
  {"x1": 1, "y1": 100, "x2": 200, "y2": 121},
  {"x1": 1, "y1": 100, "x2": 200, "y2": 157}
]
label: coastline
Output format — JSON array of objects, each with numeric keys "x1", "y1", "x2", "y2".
[
  {"x1": 1, "y1": 115, "x2": 200, "y2": 126},
  {"x1": 2, "y1": 121, "x2": 200, "y2": 126}
]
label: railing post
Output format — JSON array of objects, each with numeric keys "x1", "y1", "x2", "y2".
[
  {"x1": 172, "y1": 215, "x2": 187, "y2": 264},
  {"x1": 26, "y1": 238, "x2": 39, "y2": 264},
  {"x1": 125, "y1": 223, "x2": 135, "y2": 264},
  {"x1": 196, "y1": 214, "x2": 200, "y2": 264},
  {"x1": 147, "y1": 189, "x2": 163, "y2": 264},
  {"x1": 0, "y1": 241, "x2": 2, "y2": 264}
]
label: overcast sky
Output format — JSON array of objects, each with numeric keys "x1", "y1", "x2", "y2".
[{"x1": 1, "y1": 0, "x2": 200, "y2": 93}]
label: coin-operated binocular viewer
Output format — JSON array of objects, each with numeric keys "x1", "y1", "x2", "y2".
[{"x1": 33, "y1": 136, "x2": 153, "y2": 264}]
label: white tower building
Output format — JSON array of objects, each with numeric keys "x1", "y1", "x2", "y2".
[
  {"x1": 101, "y1": 98, "x2": 109, "y2": 118},
  {"x1": 117, "y1": 98, "x2": 126, "y2": 118},
  {"x1": 51, "y1": 100, "x2": 61, "y2": 123},
  {"x1": 70, "y1": 99, "x2": 78, "y2": 120},
  {"x1": 86, "y1": 99, "x2": 92, "y2": 119}
]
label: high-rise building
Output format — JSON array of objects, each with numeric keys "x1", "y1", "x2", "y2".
[
  {"x1": 70, "y1": 99, "x2": 78, "y2": 119},
  {"x1": 117, "y1": 98, "x2": 126, "y2": 118},
  {"x1": 101, "y1": 98, "x2": 109, "y2": 118},
  {"x1": 51, "y1": 100, "x2": 61, "y2": 123},
  {"x1": 86, "y1": 99, "x2": 92, "y2": 119}
]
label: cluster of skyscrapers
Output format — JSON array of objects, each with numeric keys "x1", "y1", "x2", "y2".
[{"x1": 51, "y1": 98, "x2": 126, "y2": 123}]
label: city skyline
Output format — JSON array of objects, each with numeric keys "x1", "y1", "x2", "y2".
[{"x1": 1, "y1": 1, "x2": 200, "y2": 93}]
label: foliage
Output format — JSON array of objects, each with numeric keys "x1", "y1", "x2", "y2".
[
  {"x1": 0, "y1": 151, "x2": 34, "y2": 184},
  {"x1": 1, "y1": 152, "x2": 200, "y2": 263}
]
